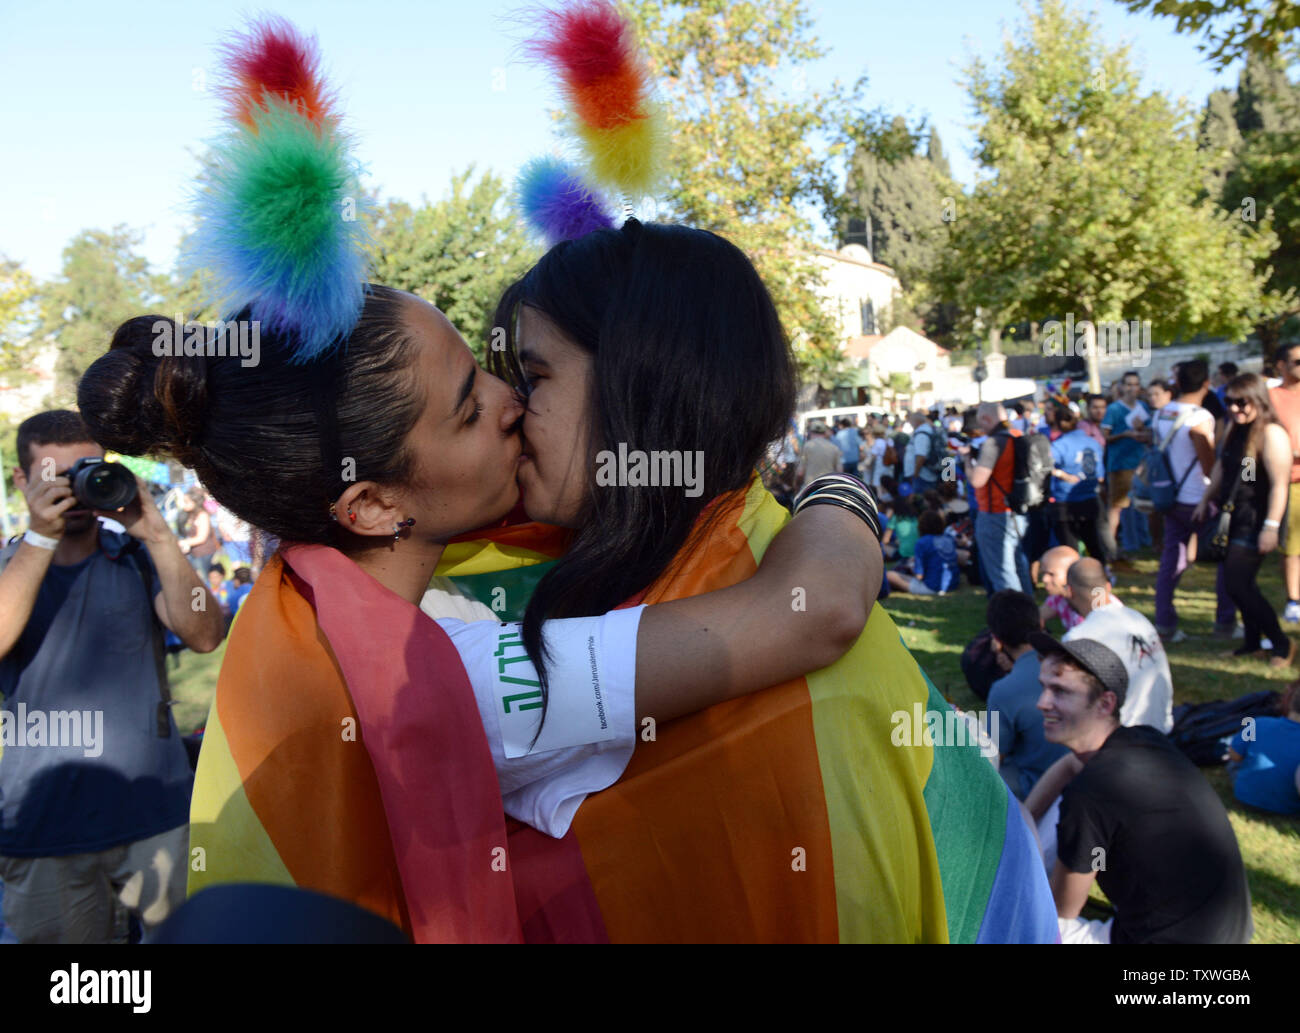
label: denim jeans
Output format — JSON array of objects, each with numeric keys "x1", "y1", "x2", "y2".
[{"x1": 975, "y1": 510, "x2": 1034, "y2": 595}]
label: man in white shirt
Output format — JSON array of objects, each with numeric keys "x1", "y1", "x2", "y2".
[
  {"x1": 1149, "y1": 360, "x2": 1218, "y2": 643},
  {"x1": 1060, "y1": 558, "x2": 1172, "y2": 732}
]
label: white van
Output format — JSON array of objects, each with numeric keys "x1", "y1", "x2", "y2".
[{"x1": 797, "y1": 405, "x2": 889, "y2": 436}]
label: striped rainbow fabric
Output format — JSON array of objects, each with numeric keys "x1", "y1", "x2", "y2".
[
  {"x1": 442, "y1": 478, "x2": 1059, "y2": 943},
  {"x1": 188, "y1": 483, "x2": 1057, "y2": 941}
]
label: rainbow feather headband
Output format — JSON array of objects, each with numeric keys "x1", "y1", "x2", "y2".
[
  {"x1": 185, "y1": 17, "x2": 371, "y2": 363},
  {"x1": 516, "y1": 0, "x2": 667, "y2": 246}
]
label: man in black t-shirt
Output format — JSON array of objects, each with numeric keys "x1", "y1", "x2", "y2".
[{"x1": 1029, "y1": 632, "x2": 1253, "y2": 944}]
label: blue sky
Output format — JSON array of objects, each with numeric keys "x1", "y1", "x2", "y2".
[{"x1": 0, "y1": 0, "x2": 1237, "y2": 281}]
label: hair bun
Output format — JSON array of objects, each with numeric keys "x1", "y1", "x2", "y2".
[{"x1": 77, "y1": 315, "x2": 209, "y2": 465}]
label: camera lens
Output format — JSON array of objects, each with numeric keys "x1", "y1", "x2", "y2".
[{"x1": 73, "y1": 460, "x2": 137, "y2": 510}]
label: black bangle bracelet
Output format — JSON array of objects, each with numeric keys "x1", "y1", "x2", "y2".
[{"x1": 793, "y1": 495, "x2": 883, "y2": 540}]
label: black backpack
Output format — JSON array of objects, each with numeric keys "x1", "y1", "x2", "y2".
[
  {"x1": 1168, "y1": 690, "x2": 1282, "y2": 766},
  {"x1": 990, "y1": 429, "x2": 1053, "y2": 513},
  {"x1": 915, "y1": 423, "x2": 949, "y2": 480},
  {"x1": 961, "y1": 628, "x2": 1004, "y2": 702}
]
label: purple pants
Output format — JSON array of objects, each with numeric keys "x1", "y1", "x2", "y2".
[{"x1": 1155, "y1": 502, "x2": 1236, "y2": 633}]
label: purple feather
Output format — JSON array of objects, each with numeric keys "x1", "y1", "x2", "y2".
[{"x1": 517, "y1": 156, "x2": 614, "y2": 245}]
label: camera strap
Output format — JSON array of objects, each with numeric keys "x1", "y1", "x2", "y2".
[{"x1": 124, "y1": 540, "x2": 174, "y2": 738}]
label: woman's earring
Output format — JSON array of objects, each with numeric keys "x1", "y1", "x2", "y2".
[{"x1": 393, "y1": 517, "x2": 416, "y2": 541}]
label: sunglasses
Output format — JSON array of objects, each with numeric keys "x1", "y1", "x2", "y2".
[{"x1": 1226, "y1": 397, "x2": 1253, "y2": 410}]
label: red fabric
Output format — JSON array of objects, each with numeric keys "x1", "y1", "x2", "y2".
[{"x1": 281, "y1": 544, "x2": 523, "y2": 943}]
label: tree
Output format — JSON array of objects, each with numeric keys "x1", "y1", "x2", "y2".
[
  {"x1": 623, "y1": 0, "x2": 903, "y2": 385},
  {"x1": 842, "y1": 122, "x2": 961, "y2": 345},
  {"x1": 1116, "y1": 0, "x2": 1300, "y2": 70},
  {"x1": 0, "y1": 258, "x2": 40, "y2": 383},
  {"x1": 36, "y1": 228, "x2": 168, "y2": 405},
  {"x1": 939, "y1": 0, "x2": 1276, "y2": 391},
  {"x1": 1197, "y1": 87, "x2": 1243, "y2": 199},
  {"x1": 368, "y1": 168, "x2": 540, "y2": 362},
  {"x1": 1213, "y1": 52, "x2": 1300, "y2": 351}
]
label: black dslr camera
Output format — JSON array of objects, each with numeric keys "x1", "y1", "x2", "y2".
[{"x1": 65, "y1": 457, "x2": 138, "y2": 510}]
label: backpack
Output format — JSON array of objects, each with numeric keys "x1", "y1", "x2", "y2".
[
  {"x1": 914, "y1": 423, "x2": 949, "y2": 480},
  {"x1": 990, "y1": 429, "x2": 1053, "y2": 514},
  {"x1": 1133, "y1": 406, "x2": 1201, "y2": 513},
  {"x1": 1168, "y1": 690, "x2": 1281, "y2": 766},
  {"x1": 960, "y1": 628, "x2": 1003, "y2": 702}
]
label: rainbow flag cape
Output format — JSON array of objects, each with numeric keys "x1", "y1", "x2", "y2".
[
  {"x1": 190, "y1": 487, "x2": 1056, "y2": 942},
  {"x1": 439, "y1": 479, "x2": 1059, "y2": 943},
  {"x1": 188, "y1": 543, "x2": 525, "y2": 942}
]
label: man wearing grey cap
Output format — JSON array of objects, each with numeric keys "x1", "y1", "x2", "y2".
[{"x1": 1029, "y1": 632, "x2": 1253, "y2": 944}]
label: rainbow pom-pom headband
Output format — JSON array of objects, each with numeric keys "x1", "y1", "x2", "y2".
[
  {"x1": 185, "y1": 16, "x2": 371, "y2": 363},
  {"x1": 516, "y1": 0, "x2": 668, "y2": 246}
]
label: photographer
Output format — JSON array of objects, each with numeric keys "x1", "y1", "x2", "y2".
[{"x1": 0, "y1": 411, "x2": 225, "y2": 943}]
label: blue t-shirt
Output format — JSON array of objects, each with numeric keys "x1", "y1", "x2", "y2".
[
  {"x1": 1230, "y1": 717, "x2": 1300, "y2": 816},
  {"x1": 1103, "y1": 401, "x2": 1146, "y2": 472},
  {"x1": 834, "y1": 427, "x2": 861, "y2": 465},
  {"x1": 913, "y1": 533, "x2": 959, "y2": 593},
  {"x1": 227, "y1": 581, "x2": 253, "y2": 618},
  {"x1": 1050, "y1": 428, "x2": 1103, "y2": 502},
  {"x1": 987, "y1": 650, "x2": 1071, "y2": 800},
  {"x1": 0, "y1": 528, "x2": 194, "y2": 856}
]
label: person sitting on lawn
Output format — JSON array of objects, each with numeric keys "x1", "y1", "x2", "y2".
[
  {"x1": 886, "y1": 509, "x2": 960, "y2": 596},
  {"x1": 1061, "y1": 558, "x2": 1173, "y2": 733},
  {"x1": 1030, "y1": 632, "x2": 1253, "y2": 944},
  {"x1": 986, "y1": 590, "x2": 1070, "y2": 800},
  {"x1": 1038, "y1": 545, "x2": 1083, "y2": 633},
  {"x1": 881, "y1": 495, "x2": 918, "y2": 564},
  {"x1": 1227, "y1": 683, "x2": 1300, "y2": 816}
]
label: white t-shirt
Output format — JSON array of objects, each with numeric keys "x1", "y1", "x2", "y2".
[
  {"x1": 1064, "y1": 599, "x2": 1173, "y2": 733},
  {"x1": 870, "y1": 437, "x2": 888, "y2": 489},
  {"x1": 1151, "y1": 402, "x2": 1213, "y2": 506},
  {"x1": 1124, "y1": 401, "x2": 1151, "y2": 430},
  {"x1": 434, "y1": 605, "x2": 644, "y2": 840}
]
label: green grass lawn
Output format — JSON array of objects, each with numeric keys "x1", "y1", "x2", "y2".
[
  {"x1": 164, "y1": 546, "x2": 1299, "y2": 943},
  {"x1": 883, "y1": 546, "x2": 1300, "y2": 944}
]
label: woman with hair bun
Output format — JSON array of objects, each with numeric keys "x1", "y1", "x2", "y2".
[
  {"x1": 72, "y1": 17, "x2": 885, "y2": 943},
  {"x1": 78, "y1": 291, "x2": 882, "y2": 943}
]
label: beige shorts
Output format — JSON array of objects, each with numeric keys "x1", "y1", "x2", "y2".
[
  {"x1": 0, "y1": 823, "x2": 189, "y2": 944},
  {"x1": 1286, "y1": 482, "x2": 1300, "y2": 557},
  {"x1": 1108, "y1": 468, "x2": 1136, "y2": 508}
]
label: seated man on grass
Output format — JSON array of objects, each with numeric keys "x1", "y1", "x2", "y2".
[{"x1": 1030, "y1": 633, "x2": 1253, "y2": 944}]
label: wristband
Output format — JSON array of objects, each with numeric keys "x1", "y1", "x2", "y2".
[
  {"x1": 1264, "y1": 519, "x2": 1280, "y2": 530},
  {"x1": 23, "y1": 529, "x2": 59, "y2": 551}
]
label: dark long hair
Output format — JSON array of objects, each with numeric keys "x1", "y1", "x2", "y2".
[
  {"x1": 76, "y1": 284, "x2": 422, "y2": 548},
  {"x1": 490, "y1": 220, "x2": 796, "y2": 695},
  {"x1": 1223, "y1": 371, "x2": 1279, "y2": 464}
]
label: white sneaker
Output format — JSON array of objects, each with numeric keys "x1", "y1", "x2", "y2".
[
  {"x1": 1262, "y1": 636, "x2": 1274, "y2": 651},
  {"x1": 1163, "y1": 628, "x2": 1188, "y2": 644},
  {"x1": 1285, "y1": 601, "x2": 1300, "y2": 624}
]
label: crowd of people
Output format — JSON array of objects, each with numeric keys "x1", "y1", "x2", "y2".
[
  {"x1": 760, "y1": 353, "x2": 1300, "y2": 942},
  {"x1": 767, "y1": 351, "x2": 1300, "y2": 674}
]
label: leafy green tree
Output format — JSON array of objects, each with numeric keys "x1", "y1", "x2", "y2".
[
  {"x1": 939, "y1": 0, "x2": 1275, "y2": 390},
  {"x1": 37, "y1": 227, "x2": 168, "y2": 405},
  {"x1": 0, "y1": 259, "x2": 40, "y2": 384},
  {"x1": 623, "y1": 0, "x2": 905, "y2": 386},
  {"x1": 368, "y1": 168, "x2": 540, "y2": 362},
  {"x1": 1117, "y1": 0, "x2": 1300, "y2": 70}
]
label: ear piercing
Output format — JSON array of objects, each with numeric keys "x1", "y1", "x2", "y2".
[
  {"x1": 393, "y1": 517, "x2": 416, "y2": 540},
  {"x1": 328, "y1": 502, "x2": 358, "y2": 524}
]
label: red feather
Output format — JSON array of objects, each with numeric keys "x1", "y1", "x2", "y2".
[
  {"x1": 529, "y1": 1, "x2": 635, "y2": 87},
  {"x1": 219, "y1": 16, "x2": 334, "y2": 129}
]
